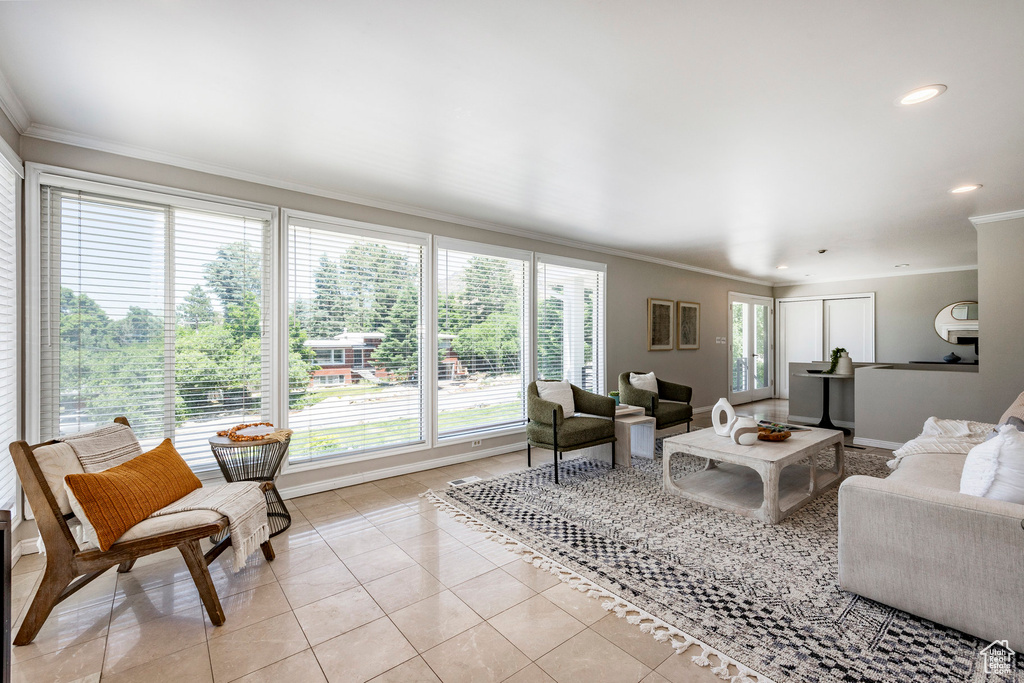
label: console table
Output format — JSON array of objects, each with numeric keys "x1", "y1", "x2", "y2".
[{"x1": 791, "y1": 371, "x2": 853, "y2": 435}]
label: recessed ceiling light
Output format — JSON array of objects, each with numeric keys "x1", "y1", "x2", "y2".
[
  {"x1": 897, "y1": 84, "x2": 947, "y2": 105},
  {"x1": 776, "y1": 265, "x2": 788, "y2": 270},
  {"x1": 895, "y1": 263, "x2": 910, "y2": 268},
  {"x1": 950, "y1": 184, "x2": 982, "y2": 193}
]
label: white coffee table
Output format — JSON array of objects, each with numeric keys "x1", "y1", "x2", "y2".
[{"x1": 662, "y1": 426, "x2": 844, "y2": 524}]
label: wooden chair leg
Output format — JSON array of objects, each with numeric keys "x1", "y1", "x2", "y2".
[
  {"x1": 117, "y1": 559, "x2": 137, "y2": 573},
  {"x1": 260, "y1": 540, "x2": 275, "y2": 562},
  {"x1": 14, "y1": 564, "x2": 73, "y2": 645},
  {"x1": 179, "y1": 539, "x2": 225, "y2": 627}
]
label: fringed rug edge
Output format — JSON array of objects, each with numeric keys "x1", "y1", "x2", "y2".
[{"x1": 421, "y1": 488, "x2": 776, "y2": 683}]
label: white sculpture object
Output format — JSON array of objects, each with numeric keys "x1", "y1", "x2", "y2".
[
  {"x1": 712, "y1": 398, "x2": 737, "y2": 437},
  {"x1": 731, "y1": 417, "x2": 759, "y2": 446}
]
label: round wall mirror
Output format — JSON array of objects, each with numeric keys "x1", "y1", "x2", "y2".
[{"x1": 934, "y1": 301, "x2": 979, "y2": 344}]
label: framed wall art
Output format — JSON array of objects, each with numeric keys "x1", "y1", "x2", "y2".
[
  {"x1": 647, "y1": 298, "x2": 674, "y2": 351},
  {"x1": 677, "y1": 301, "x2": 700, "y2": 349}
]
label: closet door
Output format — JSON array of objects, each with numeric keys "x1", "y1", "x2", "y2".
[
  {"x1": 777, "y1": 300, "x2": 823, "y2": 399},
  {"x1": 824, "y1": 297, "x2": 874, "y2": 363}
]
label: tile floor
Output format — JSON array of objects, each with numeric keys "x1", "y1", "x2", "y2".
[{"x1": 9, "y1": 400, "x2": 892, "y2": 682}]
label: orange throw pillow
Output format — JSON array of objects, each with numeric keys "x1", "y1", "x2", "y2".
[{"x1": 64, "y1": 439, "x2": 202, "y2": 551}]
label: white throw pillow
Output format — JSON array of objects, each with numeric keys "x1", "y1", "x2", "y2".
[
  {"x1": 64, "y1": 481, "x2": 102, "y2": 549},
  {"x1": 960, "y1": 424, "x2": 1024, "y2": 504},
  {"x1": 630, "y1": 371, "x2": 658, "y2": 393},
  {"x1": 536, "y1": 381, "x2": 575, "y2": 417}
]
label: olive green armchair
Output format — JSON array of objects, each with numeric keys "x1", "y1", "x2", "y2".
[
  {"x1": 618, "y1": 372, "x2": 693, "y2": 434},
  {"x1": 526, "y1": 381, "x2": 616, "y2": 484}
]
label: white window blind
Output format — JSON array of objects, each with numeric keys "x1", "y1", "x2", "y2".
[
  {"x1": 0, "y1": 160, "x2": 17, "y2": 514},
  {"x1": 288, "y1": 219, "x2": 425, "y2": 463},
  {"x1": 536, "y1": 257, "x2": 605, "y2": 395},
  {"x1": 437, "y1": 243, "x2": 529, "y2": 438},
  {"x1": 39, "y1": 185, "x2": 272, "y2": 471}
]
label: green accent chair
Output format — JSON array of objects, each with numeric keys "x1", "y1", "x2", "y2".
[
  {"x1": 526, "y1": 381, "x2": 616, "y2": 484},
  {"x1": 618, "y1": 372, "x2": 693, "y2": 433}
]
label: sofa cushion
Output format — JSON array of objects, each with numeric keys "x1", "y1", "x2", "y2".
[
  {"x1": 887, "y1": 452, "x2": 966, "y2": 492},
  {"x1": 961, "y1": 425, "x2": 1024, "y2": 504},
  {"x1": 33, "y1": 442, "x2": 84, "y2": 515},
  {"x1": 65, "y1": 439, "x2": 202, "y2": 551},
  {"x1": 528, "y1": 416, "x2": 614, "y2": 450},
  {"x1": 999, "y1": 390, "x2": 1024, "y2": 425},
  {"x1": 536, "y1": 380, "x2": 575, "y2": 417},
  {"x1": 655, "y1": 400, "x2": 693, "y2": 429},
  {"x1": 630, "y1": 371, "x2": 658, "y2": 393}
]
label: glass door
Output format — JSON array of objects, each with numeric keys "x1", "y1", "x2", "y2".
[{"x1": 729, "y1": 294, "x2": 774, "y2": 404}]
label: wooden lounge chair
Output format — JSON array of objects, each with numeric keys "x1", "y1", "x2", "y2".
[{"x1": 8, "y1": 417, "x2": 275, "y2": 645}]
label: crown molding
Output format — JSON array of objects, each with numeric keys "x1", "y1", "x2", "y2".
[
  {"x1": 969, "y1": 209, "x2": 1024, "y2": 227},
  {"x1": 771, "y1": 264, "x2": 978, "y2": 288},
  {"x1": 0, "y1": 66, "x2": 29, "y2": 133},
  {"x1": 22, "y1": 123, "x2": 772, "y2": 287}
]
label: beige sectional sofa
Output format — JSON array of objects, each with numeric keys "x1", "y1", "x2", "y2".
[{"x1": 838, "y1": 427, "x2": 1024, "y2": 651}]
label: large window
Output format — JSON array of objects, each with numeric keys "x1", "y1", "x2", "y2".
[
  {"x1": 436, "y1": 240, "x2": 530, "y2": 438},
  {"x1": 0, "y1": 158, "x2": 17, "y2": 515},
  {"x1": 287, "y1": 216, "x2": 426, "y2": 464},
  {"x1": 536, "y1": 256, "x2": 605, "y2": 394},
  {"x1": 39, "y1": 182, "x2": 273, "y2": 470}
]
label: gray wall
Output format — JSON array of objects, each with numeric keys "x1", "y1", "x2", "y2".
[
  {"x1": 18, "y1": 136, "x2": 770, "y2": 498},
  {"x1": 774, "y1": 270, "x2": 979, "y2": 363},
  {"x1": 977, "y1": 215, "x2": 1024, "y2": 418}
]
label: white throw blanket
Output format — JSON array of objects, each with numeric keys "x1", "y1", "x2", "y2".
[
  {"x1": 150, "y1": 482, "x2": 270, "y2": 572},
  {"x1": 887, "y1": 416, "x2": 995, "y2": 470}
]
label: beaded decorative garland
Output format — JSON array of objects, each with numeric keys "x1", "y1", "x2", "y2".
[{"x1": 217, "y1": 422, "x2": 276, "y2": 442}]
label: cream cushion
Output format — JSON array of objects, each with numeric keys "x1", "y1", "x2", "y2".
[
  {"x1": 630, "y1": 371, "x2": 658, "y2": 393},
  {"x1": 34, "y1": 442, "x2": 85, "y2": 515},
  {"x1": 68, "y1": 508, "x2": 226, "y2": 551},
  {"x1": 536, "y1": 380, "x2": 575, "y2": 417},
  {"x1": 999, "y1": 391, "x2": 1024, "y2": 425}
]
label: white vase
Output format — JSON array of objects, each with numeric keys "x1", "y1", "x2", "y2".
[
  {"x1": 836, "y1": 351, "x2": 854, "y2": 375},
  {"x1": 712, "y1": 398, "x2": 736, "y2": 436},
  {"x1": 731, "y1": 417, "x2": 759, "y2": 446}
]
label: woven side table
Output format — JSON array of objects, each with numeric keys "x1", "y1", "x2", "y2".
[{"x1": 208, "y1": 435, "x2": 292, "y2": 537}]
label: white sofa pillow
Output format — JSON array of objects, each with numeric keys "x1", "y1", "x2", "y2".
[
  {"x1": 536, "y1": 380, "x2": 575, "y2": 417},
  {"x1": 629, "y1": 371, "x2": 658, "y2": 393},
  {"x1": 960, "y1": 424, "x2": 1024, "y2": 504}
]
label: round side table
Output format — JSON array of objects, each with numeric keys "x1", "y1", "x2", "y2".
[{"x1": 208, "y1": 435, "x2": 292, "y2": 537}]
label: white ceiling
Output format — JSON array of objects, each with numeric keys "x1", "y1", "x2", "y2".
[{"x1": 1, "y1": 0, "x2": 1022, "y2": 284}]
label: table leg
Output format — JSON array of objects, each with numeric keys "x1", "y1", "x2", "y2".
[
  {"x1": 812, "y1": 377, "x2": 851, "y2": 435},
  {"x1": 759, "y1": 463, "x2": 781, "y2": 524}
]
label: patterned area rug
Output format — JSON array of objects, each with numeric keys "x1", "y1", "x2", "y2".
[{"x1": 427, "y1": 443, "x2": 1022, "y2": 683}]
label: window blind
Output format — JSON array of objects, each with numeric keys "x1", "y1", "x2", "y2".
[
  {"x1": 0, "y1": 161, "x2": 17, "y2": 514},
  {"x1": 437, "y1": 244, "x2": 529, "y2": 438},
  {"x1": 288, "y1": 220, "x2": 425, "y2": 463},
  {"x1": 39, "y1": 185, "x2": 272, "y2": 471},
  {"x1": 536, "y1": 258, "x2": 605, "y2": 395}
]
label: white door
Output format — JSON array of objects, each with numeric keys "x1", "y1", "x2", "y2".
[
  {"x1": 777, "y1": 300, "x2": 823, "y2": 399},
  {"x1": 824, "y1": 297, "x2": 875, "y2": 362},
  {"x1": 729, "y1": 293, "x2": 774, "y2": 404}
]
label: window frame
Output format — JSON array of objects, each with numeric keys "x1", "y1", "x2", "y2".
[
  {"x1": 279, "y1": 209, "x2": 433, "y2": 473},
  {"x1": 434, "y1": 237, "x2": 533, "y2": 444},
  {"x1": 534, "y1": 253, "x2": 608, "y2": 396},
  {"x1": 0, "y1": 149, "x2": 22, "y2": 528},
  {"x1": 25, "y1": 164, "x2": 280, "y2": 479}
]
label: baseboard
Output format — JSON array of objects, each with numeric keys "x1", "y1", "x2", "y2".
[
  {"x1": 852, "y1": 437, "x2": 903, "y2": 450},
  {"x1": 788, "y1": 414, "x2": 855, "y2": 430},
  {"x1": 692, "y1": 405, "x2": 712, "y2": 414},
  {"x1": 15, "y1": 537, "x2": 42, "y2": 559},
  {"x1": 277, "y1": 441, "x2": 527, "y2": 499}
]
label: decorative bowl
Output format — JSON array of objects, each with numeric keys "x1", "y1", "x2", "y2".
[{"x1": 757, "y1": 427, "x2": 791, "y2": 442}]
